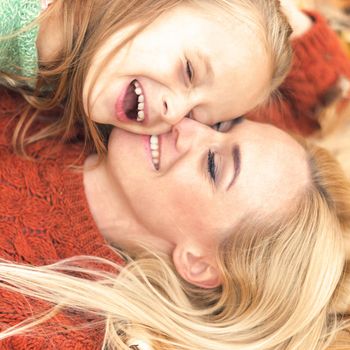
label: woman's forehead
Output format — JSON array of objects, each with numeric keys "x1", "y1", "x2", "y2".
[{"x1": 220, "y1": 121, "x2": 309, "y2": 224}]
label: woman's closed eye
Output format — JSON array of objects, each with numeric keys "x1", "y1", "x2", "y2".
[{"x1": 207, "y1": 150, "x2": 218, "y2": 183}]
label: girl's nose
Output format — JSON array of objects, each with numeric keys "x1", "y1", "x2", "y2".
[
  {"x1": 162, "y1": 93, "x2": 192, "y2": 125},
  {"x1": 172, "y1": 117, "x2": 216, "y2": 153}
]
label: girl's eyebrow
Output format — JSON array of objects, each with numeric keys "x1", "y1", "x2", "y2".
[
  {"x1": 195, "y1": 50, "x2": 214, "y2": 84},
  {"x1": 226, "y1": 144, "x2": 241, "y2": 191}
]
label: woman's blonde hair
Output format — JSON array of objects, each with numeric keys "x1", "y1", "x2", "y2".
[
  {"x1": 1, "y1": 141, "x2": 350, "y2": 350},
  {"x1": 0, "y1": 0, "x2": 292, "y2": 158}
]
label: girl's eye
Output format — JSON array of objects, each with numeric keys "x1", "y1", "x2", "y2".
[
  {"x1": 186, "y1": 59, "x2": 194, "y2": 82},
  {"x1": 212, "y1": 121, "x2": 232, "y2": 133},
  {"x1": 185, "y1": 112, "x2": 193, "y2": 119},
  {"x1": 207, "y1": 150, "x2": 217, "y2": 182},
  {"x1": 213, "y1": 117, "x2": 244, "y2": 133}
]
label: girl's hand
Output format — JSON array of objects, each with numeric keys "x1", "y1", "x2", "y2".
[{"x1": 280, "y1": 0, "x2": 314, "y2": 38}]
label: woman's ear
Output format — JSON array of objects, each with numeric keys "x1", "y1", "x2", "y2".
[{"x1": 172, "y1": 244, "x2": 221, "y2": 289}]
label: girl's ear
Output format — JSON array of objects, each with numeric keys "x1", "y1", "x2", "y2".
[{"x1": 172, "y1": 244, "x2": 221, "y2": 289}]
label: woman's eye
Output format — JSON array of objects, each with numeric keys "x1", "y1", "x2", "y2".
[
  {"x1": 207, "y1": 150, "x2": 217, "y2": 182},
  {"x1": 186, "y1": 60, "x2": 194, "y2": 82}
]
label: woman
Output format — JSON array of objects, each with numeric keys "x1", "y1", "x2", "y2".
[{"x1": 0, "y1": 88, "x2": 350, "y2": 350}]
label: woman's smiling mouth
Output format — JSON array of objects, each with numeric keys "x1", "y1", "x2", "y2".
[{"x1": 150, "y1": 135, "x2": 160, "y2": 170}]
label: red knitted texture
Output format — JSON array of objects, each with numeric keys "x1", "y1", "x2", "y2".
[
  {"x1": 249, "y1": 11, "x2": 350, "y2": 135},
  {"x1": 0, "y1": 11, "x2": 349, "y2": 347},
  {"x1": 0, "y1": 89, "x2": 124, "y2": 349}
]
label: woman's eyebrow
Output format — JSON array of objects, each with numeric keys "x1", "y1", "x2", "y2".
[{"x1": 226, "y1": 145, "x2": 241, "y2": 191}]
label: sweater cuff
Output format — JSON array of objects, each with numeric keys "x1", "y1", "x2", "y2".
[
  {"x1": 291, "y1": 11, "x2": 342, "y2": 64},
  {"x1": 0, "y1": 0, "x2": 41, "y2": 81}
]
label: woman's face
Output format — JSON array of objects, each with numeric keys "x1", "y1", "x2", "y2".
[
  {"x1": 83, "y1": 3, "x2": 271, "y2": 135},
  {"x1": 105, "y1": 118, "x2": 309, "y2": 251}
]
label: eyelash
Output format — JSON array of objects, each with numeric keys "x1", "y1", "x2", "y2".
[
  {"x1": 207, "y1": 150, "x2": 217, "y2": 182},
  {"x1": 186, "y1": 59, "x2": 194, "y2": 82}
]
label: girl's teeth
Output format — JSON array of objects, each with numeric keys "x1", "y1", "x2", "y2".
[
  {"x1": 133, "y1": 81, "x2": 145, "y2": 122},
  {"x1": 137, "y1": 110, "x2": 144, "y2": 122}
]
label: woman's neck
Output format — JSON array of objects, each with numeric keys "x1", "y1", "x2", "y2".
[
  {"x1": 83, "y1": 154, "x2": 174, "y2": 255},
  {"x1": 83, "y1": 154, "x2": 137, "y2": 240}
]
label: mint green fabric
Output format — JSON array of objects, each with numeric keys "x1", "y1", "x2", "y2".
[{"x1": 0, "y1": 0, "x2": 41, "y2": 82}]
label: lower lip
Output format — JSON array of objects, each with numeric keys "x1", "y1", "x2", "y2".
[{"x1": 114, "y1": 84, "x2": 131, "y2": 123}]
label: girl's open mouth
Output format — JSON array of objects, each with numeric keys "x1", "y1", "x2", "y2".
[{"x1": 123, "y1": 79, "x2": 145, "y2": 122}]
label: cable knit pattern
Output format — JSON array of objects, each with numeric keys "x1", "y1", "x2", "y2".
[
  {"x1": 0, "y1": 89, "x2": 125, "y2": 349},
  {"x1": 250, "y1": 11, "x2": 350, "y2": 135},
  {"x1": 0, "y1": 0, "x2": 41, "y2": 80}
]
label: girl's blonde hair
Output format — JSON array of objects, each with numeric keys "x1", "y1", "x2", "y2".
[
  {"x1": 1, "y1": 142, "x2": 350, "y2": 350},
  {"x1": 0, "y1": 0, "x2": 292, "y2": 158}
]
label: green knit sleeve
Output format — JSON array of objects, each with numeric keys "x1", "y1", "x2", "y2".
[{"x1": 0, "y1": 0, "x2": 41, "y2": 83}]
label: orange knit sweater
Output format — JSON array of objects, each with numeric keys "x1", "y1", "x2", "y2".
[
  {"x1": 250, "y1": 11, "x2": 350, "y2": 135},
  {"x1": 0, "y1": 10, "x2": 349, "y2": 349},
  {"x1": 0, "y1": 89, "x2": 124, "y2": 349}
]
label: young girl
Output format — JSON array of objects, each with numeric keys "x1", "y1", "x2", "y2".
[
  {"x1": 1, "y1": 0, "x2": 349, "y2": 156},
  {"x1": 0, "y1": 86, "x2": 350, "y2": 350},
  {"x1": 0, "y1": 0, "x2": 292, "y2": 154}
]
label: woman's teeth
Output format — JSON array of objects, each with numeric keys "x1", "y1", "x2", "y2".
[
  {"x1": 150, "y1": 135, "x2": 160, "y2": 170},
  {"x1": 134, "y1": 81, "x2": 145, "y2": 122}
]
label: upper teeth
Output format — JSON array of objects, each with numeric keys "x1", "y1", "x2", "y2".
[
  {"x1": 134, "y1": 81, "x2": 145, "y2": 122},
  {"x1": 150, "y1": 135, "x2": 160, "y2": 170}
]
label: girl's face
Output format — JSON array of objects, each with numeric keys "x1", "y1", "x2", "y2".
[
  {"x1": 105, "y1": 118, "x2": 309, "y2": 252},
  {"x1": 83, "y1": 3, "x2": 271, "y2": 135}
]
